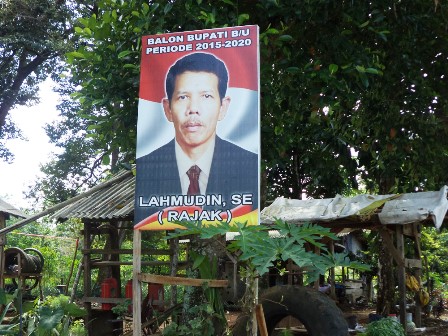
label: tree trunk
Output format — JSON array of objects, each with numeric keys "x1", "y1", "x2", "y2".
[
  {"x1": 376, "y1": 233, "x2": 397, "y2": 315},
  {"x1": 376, "y1": 176, "x2": 397, "y2": 315}
]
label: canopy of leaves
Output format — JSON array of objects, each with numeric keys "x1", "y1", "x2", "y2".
[
  {"x1": 35, "y1": 0, "x2": 448, "y2": 208},
  {"x1": 0, "y1": 0, "x2": 73, "y2": 162}
]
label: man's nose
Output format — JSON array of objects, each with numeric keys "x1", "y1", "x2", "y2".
[{"x1": 187, "y1": 96, "x2": 200, "y2": 114}]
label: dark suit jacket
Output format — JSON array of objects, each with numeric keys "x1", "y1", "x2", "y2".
[{"x1": 134, "y1": 136, "x2": 258, "y2": 223}]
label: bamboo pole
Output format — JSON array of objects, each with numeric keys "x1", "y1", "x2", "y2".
[{"x1": 255, "y1": 304, "x2": 268, "y2": 336}]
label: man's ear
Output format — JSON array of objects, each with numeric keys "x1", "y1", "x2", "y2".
[
  {"x1": 162, "y1": 98, "x2": 173, "y2": 122},
  {"x1": 218, "y1": 96, "x2": 231, "y2": 121}
]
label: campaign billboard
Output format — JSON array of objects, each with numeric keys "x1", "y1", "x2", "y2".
[{"x1": 134, "y1": 25, "x2": 259, "y2": 230}]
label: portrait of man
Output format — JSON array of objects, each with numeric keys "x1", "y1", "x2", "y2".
[{"x1": 134, "y1": 52, "x2": 258, "y2": 224}]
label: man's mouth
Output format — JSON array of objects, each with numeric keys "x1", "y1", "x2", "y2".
[{"x1": 183, "y1": 121, "x2": 202, "y2": 131}]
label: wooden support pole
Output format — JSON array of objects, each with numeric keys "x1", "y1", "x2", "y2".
[
  {"x1": 413, "y1": 223, "x2": 422, "y2": 328},
  {"x1": 255, "y1": 304, "x2": 268, "y2": 336},
  {"x1": 83, "y1": 222, "x2": 92, "y2": 336},
  {"x1": 132, "y1": 229, "x2": 142, "y2": 336},
  {"x1": 396, "y1": 225, "x2": 407, "y2": 332},
  {"x1": 0, "y1": 214, "x2": 5, "y2": 290}
]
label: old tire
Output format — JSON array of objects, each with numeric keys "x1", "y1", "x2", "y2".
[{"x1": 232, "y1": 286, "x2": 348, "y2": 336}]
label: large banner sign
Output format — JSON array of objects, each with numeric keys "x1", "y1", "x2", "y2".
[{"x1": 134, "y1": 25, "x2": 259, "y2": 230}]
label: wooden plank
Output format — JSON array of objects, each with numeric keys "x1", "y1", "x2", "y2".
[
  {"x1": 133, "y1": 229, "x2": 142, "y2": 336},
  {"x1": 91, "y1": 261, "x2": 187, "y2": 267},
  {"x1": 404, "y1": 258, "x2": 422, "y2": 269},
  {"x1": 256, "y1": 304, "x2": 268, "y2": 336},
  {"x1": 82, "y1": 297, "x2": 131, "y2": 304},
  {"x1": 396, "y1": 225, "x2": 407, "y2": 331},
  {"x1": 82, "y1": 248, "x2": 172, "y2": 255},
  {"x1": 138, "y1": 273, "x2": 229, "y2": 288},
  {"x1": 0, "y1": 214, "x2": 5, "y2": 289}
]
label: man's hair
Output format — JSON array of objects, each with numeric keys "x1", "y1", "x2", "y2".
[{"x1": 165, "y1": 52, "x2": 228, "y2": 102}]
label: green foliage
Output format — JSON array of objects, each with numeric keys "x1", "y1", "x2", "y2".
[
  {"x1": 22, "y1": 295, "x2": 87, "y2": 336},
  {"x1": 162, "y1": 302, "x2": 221, "y2": 336},
  {"x1": 0, "y1": 289, "x2": 20, "y2": 334},
  {"x1": 4, "y1": 216, "x2": 82, "y2": 296},
  {"x1": 68, "y1": 319, "x2": 87, "y2": 336},
  {"x1": 360, "y1": 317, "x2": 405, "y2": 336},
  {"x1": 111, "y1": 298, "x2": 131, "y2": 319},
  {"x1": 169, "y1": 219, "x2": 370, "y2": 283}
]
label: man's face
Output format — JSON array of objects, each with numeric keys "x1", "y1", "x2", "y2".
[{"x1": 163, "y1": 71, "x2": 230, "y2": 155}]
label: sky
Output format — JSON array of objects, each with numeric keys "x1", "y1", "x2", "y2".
[{"x1": 0, "y1": 79, "x2": 61, "y2": 210}]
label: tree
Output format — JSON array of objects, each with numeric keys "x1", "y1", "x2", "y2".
[
  {"x1": 0, "y1": 0, "x2": 73, "y2": 162},
  {"x1": 32, "y1": 0, "x2": 448, "y2": 317}
]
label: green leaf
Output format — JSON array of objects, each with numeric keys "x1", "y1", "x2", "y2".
[
  {"x1": 164, "y1": 3, "x2": 173, "y2": 14},
  {"x1": 118, "y1": 50, "x2": 132, "y2": 59},
  {"x1": 37, "y1": 306, "x2": 64, "y2": 330},
  {"x1": 102, "y1": 155, "x2": 110, "y2": 165},
  {"x1": 329, "y1": 63, "x2": 339, "y2": 74},
  {"x1": 359, "y1": 20, "x2": 370, "y2": 28},
  {"x1": 192, "y1": 254, "x2": 206, "y2": 270},
  {"x1": 237, "y1": 13, "x2": 250, "y2": 25},
  {"x1": 278, "y1": 35, "x2": 293, "y2": 42},
  {"x1": 286, "y1": 67, "x2": 300, "y2": 73},
  {"x1": 66, "y1": 51, "x2": 86, "y2": 59},
  {"x1": 365, "y1": 67, "x2": 383, "y2": 75}
]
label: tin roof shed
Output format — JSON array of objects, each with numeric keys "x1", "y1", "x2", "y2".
[{"x1": 0, "y1": 198, "x2": 27, "y2": 219}]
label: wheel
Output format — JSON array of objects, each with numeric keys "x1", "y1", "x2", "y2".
[{"x1": 232, "y1": 285, "x2": 349, "y2": 336}]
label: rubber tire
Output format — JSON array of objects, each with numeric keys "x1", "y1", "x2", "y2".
[{"x1": 232, "y1": 286, "x2": 348, "y2": 336}]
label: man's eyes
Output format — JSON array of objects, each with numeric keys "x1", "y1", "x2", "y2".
[{"x1": 177, "y1": 94, "x2": 214, "y2": 100}]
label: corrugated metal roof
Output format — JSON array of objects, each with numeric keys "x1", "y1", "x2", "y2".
[
  {"x1": 0, "y1": 198, "x2": 28, "y2": 218},
  {"x1": 52, "y1": 169, "x2": 135, "y2": 221},
  {"x1": 261, "y1": 186, "x2": 448, "y2": 230}
]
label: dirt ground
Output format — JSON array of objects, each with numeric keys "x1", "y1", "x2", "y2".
[
  {"x1": 341, "y1": 304, "x2": 448, "y2": 336},
  {"x1": 225, "y1": 304, "x2": 448, "y2": 335}
]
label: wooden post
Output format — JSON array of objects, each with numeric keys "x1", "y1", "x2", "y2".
[
  {"x1": 396, "y1": 225, "x2": 407, "y2": 332},
  {"x1": 329, "y1": 240, "x2": 336, "y2": 300},
  {"x1": 83, "y1": 221, "x2": 93, "y2": 335},
  {"x1": 413, "y1": 223, "x2": 422, "y2": 327},
  {"x1": 132, "y1": 229, "x2": 142, "y2": 336},
  {"x1": 255, "y1": 304, "x2": 268, "y2": 336},
  {"x1": 169, "y1": 237, "x2": 179, "y2": 306},
  {"x1": 0, "y1": 214, "x2": 5, "y2": 290},
  {"x1": 313, "y1": 245, "x2": 320, "y2": 291}
]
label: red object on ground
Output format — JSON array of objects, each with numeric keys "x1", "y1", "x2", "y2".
[
  {"x1": 148, "y1": 283, "x2": 164, "y2": 312},
  {"x1": 125, "y1": 279, "x2": 133, "y2": 313},
  {"x1": 101, "y1": 277, "x2": 119, "y2": 310}
]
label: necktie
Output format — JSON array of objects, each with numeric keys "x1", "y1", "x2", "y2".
[{"x1": 187, "y1": 165, "x2": 201, "y2": 195}]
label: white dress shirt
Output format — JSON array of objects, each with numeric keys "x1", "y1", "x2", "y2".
[{"x1": 175, "y1": 137, "x2": 215, "y2": 195}]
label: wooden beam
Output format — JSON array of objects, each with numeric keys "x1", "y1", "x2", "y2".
[
  {"x1": 379, "y1": 228, "x2": 405, "y2": 267},
  {"x1": 404, "y1": 258, "x2": 422, "y2": 269},
  {"x1": 138, "y1": 273, "x2": 229, "y2": 288},
  {"x1": 396, "y1": 225, "x2": 407, "y2": 331},
  {"x1": 256, "y1": 304, "x2": 268, "y2": 336},
  {"x1": 90, "y1": 261, "x2": 187, "y2": 267},
  {"x1": 133, "y1": 229, "x2": 142, "y2": 336},
  {"x1": 82, "y1": 248, "x2": 172, "y2": 255}
]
